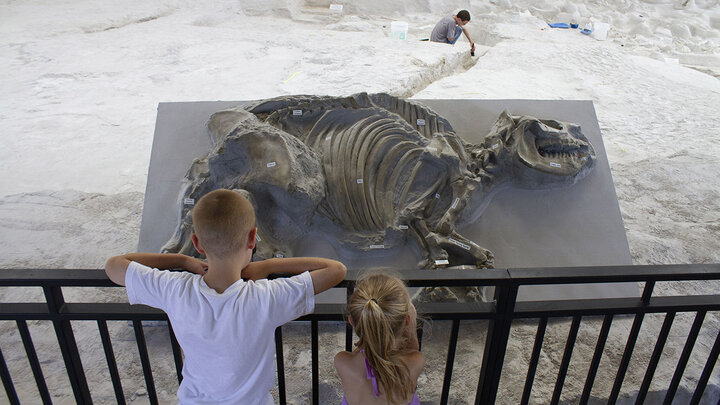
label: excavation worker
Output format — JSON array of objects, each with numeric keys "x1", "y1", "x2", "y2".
[{"x1": 430, "y1": 10, "x2": 476, "y2": 54}]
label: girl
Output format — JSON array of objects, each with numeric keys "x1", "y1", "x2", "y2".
[{"x1": 334, "y1": 274, "x2": 424, "y2": 405}]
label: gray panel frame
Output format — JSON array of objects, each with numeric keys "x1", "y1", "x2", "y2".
[{"x1": 138, "y1": 99, "x2": 637, "y2": 301}]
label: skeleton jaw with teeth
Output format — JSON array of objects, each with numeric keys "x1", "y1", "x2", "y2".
[{"x1": 476, "y1": 111, "x2": 596, "y2": 190}]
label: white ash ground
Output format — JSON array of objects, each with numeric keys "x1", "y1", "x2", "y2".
[{"x1": 1, "y1": 0, "x2": 719, "y2": 403}]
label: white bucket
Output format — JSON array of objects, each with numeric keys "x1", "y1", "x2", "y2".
[
  {"x1": 591, "y1": 22, "x2": 610, "y2": 41},
  {"x1": 391, "y1": 21, "x2": 408, "y2": 40}
]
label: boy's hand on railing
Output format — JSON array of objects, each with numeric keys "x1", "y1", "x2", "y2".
[{"x1": 183, "y1": 256, "x2": 208, "y2": 275}]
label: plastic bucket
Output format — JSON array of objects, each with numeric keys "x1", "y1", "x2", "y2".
[{"x1": 391, "y1": 21, "x2": 408, "y2": 40}]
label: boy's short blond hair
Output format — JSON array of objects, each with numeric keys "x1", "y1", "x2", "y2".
[{"x1": 192, "y1": 189, "x2": 256, "y2": 258}]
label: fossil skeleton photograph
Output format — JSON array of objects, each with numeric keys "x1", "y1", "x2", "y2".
[{"x1": 162, "y1": 93, "x2": 596, "y2": 272}]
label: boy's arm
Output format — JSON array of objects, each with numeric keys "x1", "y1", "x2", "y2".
[
  {"x1": 243, "y1": 257, "x2": 346, "y2": 294},
  {"x1": 105, "y1": 253, "x2": 208, "y2": 286}
]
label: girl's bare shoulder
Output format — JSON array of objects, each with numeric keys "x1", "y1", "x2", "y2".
[
  {"x1": 401, "y1": 350, "x2": 425, "y2": 376},
  {"x1": 334, "y1": 349, "x2": 364, "y2": 376}
]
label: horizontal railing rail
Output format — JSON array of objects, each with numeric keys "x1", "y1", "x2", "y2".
[{"x1": 0, "y1": 264, "x2": 718, "y2": 405}]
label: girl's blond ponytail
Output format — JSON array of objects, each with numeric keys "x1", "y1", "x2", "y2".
[{"x1": 348, "y1": 274, "x2": 415, "y2": 404}]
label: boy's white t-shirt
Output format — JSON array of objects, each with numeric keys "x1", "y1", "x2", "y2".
[{"x1": 125, "y1": 261, "x2": 315, "y2": 405}]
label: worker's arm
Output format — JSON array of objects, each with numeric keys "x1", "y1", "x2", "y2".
[{"x1": 461, "y1": 25, "x2": 475, "y2": 52}]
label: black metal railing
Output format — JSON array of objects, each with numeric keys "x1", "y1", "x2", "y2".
[{"x1": 0, "y1": 264, "x2": 718, "y2": 404}]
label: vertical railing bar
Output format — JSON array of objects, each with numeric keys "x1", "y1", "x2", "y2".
[
  {"x1": 0, "y1": 346, "x2": 19, "y2": 405},
  {"x1": 663, "y1": 311, "x2": 707, "y2": 405},
  {"x1": 440, "y1": 319, "x2": 461, "y2": 405},
  {"x1": 580, "y1": 314, "x2": 613, "y2": 404},
  {"x1": 550, "y1": 316, "x2": 582, "y2": 405},
  {"x1": 132, "y1": 320, "x2": 158, "y2": 405},
  {"x1": 635, "y1": 312, "x2": 676, "y2": 405},
  {"x1": 16, "y1": 320, "x2": 51, "y2": 404},
  {"x1": 97, "y1": 320, "x2": 126, "y2": 405},
  {"x1": 345, "y1": 285, "x2": 354, "y2": 352},
  {"x1": 345, "y1": 322, "x2": 353, "y2": 352},
  {"x1": 521, "y1": 317, "x2": 548, "y2": 405},
  {"x1": 167, "y1": 323, "x2": 183, "y2": 384},
  {"x1": 690, "y1": 328, "x2": 720, "y2": 405},
  {"x1": 641, "y1": 281, "x2": 655, "y2": 304},
  {"x1": 417, "y1": 319, "x2": 424, "y2": 351},
  {"x1": 475, "y1": 280, "x2": 519, "y2": 405},
  {"x1": 43, "y1": 286, "x2": 92, "y2": 404},
  {"x1": 608, "y1": 312, "x2": 645, "y2": 404},
  {"x1": 275, "y1": 327, "x2": 286, "y2": 405},
  {"x1": 311, "y1": 320, "x2": 319, "y2": 405}
]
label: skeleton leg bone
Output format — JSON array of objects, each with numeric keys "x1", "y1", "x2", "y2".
[
  {"x1": 434, "y1": 179, "x2": 474, "y2": 236},
  {"x1": 409, "y1": 218, "x2": 450, "y2": 269}
]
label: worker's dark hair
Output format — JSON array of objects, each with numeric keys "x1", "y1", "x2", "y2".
[{"x1": 457, "y1": 10, "x2": 471, "y2": 22}]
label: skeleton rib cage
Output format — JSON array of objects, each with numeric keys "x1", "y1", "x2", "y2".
[{"x1": 250, "y1": 93, "x2": 467, "y2": 233}]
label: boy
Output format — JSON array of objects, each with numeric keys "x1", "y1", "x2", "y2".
[
  {"x1": 430, "y1": 9, "x2": 476, "y2": 54},
  {"x1": 105, "y1": 189, "x2": 346, "y2": 404}
]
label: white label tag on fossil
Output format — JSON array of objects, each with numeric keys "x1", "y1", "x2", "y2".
[
  {"x1": 550, "y1": 162, "x2": 561, "y2": 168},
  {"x1": 329, "y1": 4, "x2": 343, "y2": 11},
  {"x1": 357, "y1": 179, "x2": 364, "y2": 184},
  {"x1": 449, "y1": 237, "x2": 471, "y2": 251},
  {"x1": 450, "y1": 198, "x2": 460, "y2": 209},
  {"x1": 183, "y1": 198, "x2": 195, "y2": 206},
  {"x1": 266, "y1": 161, "x2": 276, "y2": 168},
  {"x1": 275, "y1": 253, "x2": 284, "y2": 258},
  {"x1": 325, "y1": 135, "x2": 331, "y2": 141},
  {"x1": 492, "y1": 143, "x2": 500, "y2": 150},
  {"x1": 435, "y1": 193, "x2": 440, "y2": 199},
  {"x1": 434, "y1": 259, "x2": 449, "y2": 265},
  {"x1": 292, "y1": 109, "x2": 302, "y2": 116},
  {"x1": 398, "y1": 224, "x2": 409, "y2": 230},
  {"x1": 417, "y1": 119, "x2": 425, "y2": 126},
  {"x1": 369, "y1": 244, "x2": 385, "y2": 249},
  {"x1": 256, "y1": 235, "x2": 261, "y2": 242}
]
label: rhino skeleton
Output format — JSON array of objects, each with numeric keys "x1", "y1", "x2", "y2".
[{"x1": 162, "y1": 93, "x2": 596, "y2": 273}]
